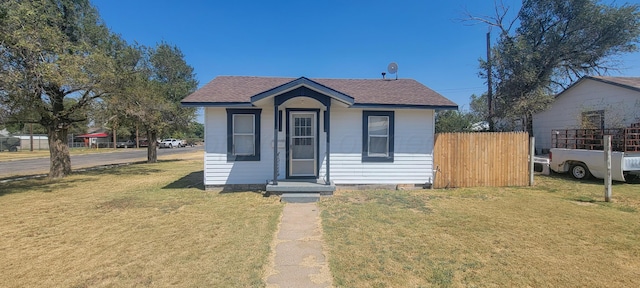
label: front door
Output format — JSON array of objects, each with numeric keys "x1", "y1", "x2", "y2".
[{"x1": 289, "y1": 111, "x2": 317, "y2": 178}]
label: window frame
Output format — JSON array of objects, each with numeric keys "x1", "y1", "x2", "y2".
[
  {"x1": 362, "y1": 110, "x2": 394, "y2": 163},
  {"x1": 227, "y1": 109, "x2": 261, "y2": 161},
  {"x1": 582, "y1": 110, "x2": 605, "y2": 130}
]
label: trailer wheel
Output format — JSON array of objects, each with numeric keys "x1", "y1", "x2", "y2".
[{"x1": 570, "y1": 163, "x2": 591, "y2": 180}]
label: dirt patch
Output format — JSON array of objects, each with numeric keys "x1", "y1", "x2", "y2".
[{"x1": 96, "y1": 197, "x2": 144, "y2": 211}]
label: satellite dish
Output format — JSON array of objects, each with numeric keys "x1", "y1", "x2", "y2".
[
  {"x1": 387, "y1": 62, "x2": 398, "y2": 74},
  {"x1": 387, "y1": 62, "x2": 398, "y2": 80}
]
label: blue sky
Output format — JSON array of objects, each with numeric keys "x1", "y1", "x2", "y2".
[{"x1": 92, "y1": 0, "x2": 640, "y2": 118}]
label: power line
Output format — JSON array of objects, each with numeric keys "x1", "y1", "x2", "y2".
[{"x1": 435, "y1": 86, "x2": 485, "y2": 92}]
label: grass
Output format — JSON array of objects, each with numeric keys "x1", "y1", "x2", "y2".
[
  {"x1": 4, "y1": 153, "x2": 639, "y2": 287},
  {"x1": 0, "y1": 151, "x2": 283, "y2": 287},
  {"x1": 0, "y1": 147, "x2": 143, "y2": 162},
  {"x1": 320, "y1": 174, "x2": 640, "y2": 287}
]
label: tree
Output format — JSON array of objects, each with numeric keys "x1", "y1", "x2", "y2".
[
  {"x1": 0, "y1": 0, "x2": 126, "y2": 178},
  {"x1": 469, "y1": 94, "x2": 488, "y2": 123},
  {"x1": 471, "y1": 0, "x2": 640, "y2": 133},
  {"x1": 113, "y1": 43, "x2": 197, "y2": 163},
  {"x1": 187, "y1": 121, "x2": 205, "y2": 140},
  {"x1": 435, "y1": 110, "x2": 479, "y2": 133}
]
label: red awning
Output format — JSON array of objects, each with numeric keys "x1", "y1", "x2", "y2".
[{"x1": 76, "y1": 133, "x2": 109, "y2": 138}]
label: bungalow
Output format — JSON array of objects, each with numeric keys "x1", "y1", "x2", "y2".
[{"x1": 182, "y1": 76, "x2": 457, "y2": 192}]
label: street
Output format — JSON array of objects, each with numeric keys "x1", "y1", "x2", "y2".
[{"x1": 0, "y1": 146, "x2": 203, "y2": 179}]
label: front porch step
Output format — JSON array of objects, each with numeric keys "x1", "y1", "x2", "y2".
[
  {"x1": 280, "y1": 193, "x2": 320, "y2": 203},
  {"x1": 266, "y1": 180, "x2": 335, "y2": 194}
]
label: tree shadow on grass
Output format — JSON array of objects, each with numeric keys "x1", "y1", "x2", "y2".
[
  {"x1": 79, "y1": 164, "x2": 163, "y2": 176},
  {"x1": 163, "y1": 170, "x2": 204, "y2": 190},
  {"x1": 77, "y1": 159, "x2": 183, "y2": 176},
  {"x1": 0, "y1": 160, "x2": 184, "y2": 196},
  {"x1": 0, "y1": 177, "x2": 94, "y2": 197}
]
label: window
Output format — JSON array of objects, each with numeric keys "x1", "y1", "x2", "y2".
[
  {"x1": 582, "y1": 110, "x2": 604, "y2": 130},
  {"x1": 362, "y1": 111, "x2": 394, "y2": 162},
  {"x1": 227, "y1": 109, "x2": 261, "y2": 161}
]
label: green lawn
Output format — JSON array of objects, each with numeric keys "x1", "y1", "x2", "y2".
[
  {"x1": 0, "y1": 151, "x2": 283, "y2": 287},
  {"x1": 320, "y1": 175, "x2": 640, "y2": 287}
]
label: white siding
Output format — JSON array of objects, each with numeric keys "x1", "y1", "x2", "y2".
[
  {"x1": 204, "y1": 104, "x2": 436, "y2": 185},
  {"x1": 322, "y1": 107, "x2": 435, "y2": 184},
  {"x1": 533, "y1": 79, "x2": 640, "y2": 153},
  {"x1": 203, "y1": 107, "x2": 275, "y2": 185}
]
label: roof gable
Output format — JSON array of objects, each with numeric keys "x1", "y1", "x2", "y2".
[
  {"x1": 557, "y1": 76, "x2": 640, "y2": 99},
  {"x1": 182, "y1": 76, "x2": 458, "y2": 109},
  {"x1": 251, "y1": 77, "x2": 354, "y2": 106}
]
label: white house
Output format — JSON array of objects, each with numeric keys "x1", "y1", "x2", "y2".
[
  {"x1": 182, "y1": 76, "x2": 457, "y2": 191},
  {"x1": 533, "y1": 76, "x2": 640, "y2": 154}
]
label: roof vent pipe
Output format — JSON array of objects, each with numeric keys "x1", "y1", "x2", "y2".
[{"x1": 381, "y1": 72, "x2": 386, "y2": 79}]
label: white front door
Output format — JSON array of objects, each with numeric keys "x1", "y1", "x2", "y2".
[{"x1": 289, "y1": 112, "x2": 317, "y2": 177}]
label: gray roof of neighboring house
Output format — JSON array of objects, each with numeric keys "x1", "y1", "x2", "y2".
[
  {"x1": 586, "y1": 76, "x2": 640, "y2": 93},
  {"x1": 182, "y1": 76, "x2": 458, "y2": 108}
]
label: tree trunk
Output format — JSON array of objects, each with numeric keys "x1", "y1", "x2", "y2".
[
  {"x1": 147, "y1": 130, "x2": 158, "y2": 163},
  {"x1": 48, "y1": 126, "x2": 71, "y2": 179},
  {"x1": 112, "y1": 119, "x2": 117, "y2": 149}
]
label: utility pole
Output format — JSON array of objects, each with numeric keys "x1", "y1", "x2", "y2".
[
  {"x1": 112, "y1": 118, "x2": 117, "y2": 149},
  {"x1": 29, "y1": 123, "x2": 34, "y2": 152},
  {"x1": 486, "y1": 30, "x2": 494, "y2": 131},
  {"x1": 136, "y1": 124, "x2": 139, "y2": 148}
]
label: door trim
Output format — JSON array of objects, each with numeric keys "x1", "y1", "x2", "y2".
[{"x1": 285, "y1": 108, "x2": 320, "y2": 179}]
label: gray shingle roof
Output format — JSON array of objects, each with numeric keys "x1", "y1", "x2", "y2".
[
  {"x1": 182, "y1": 76, "x2": 458, "y2": 108},
  {"x1": 587, "y1": 76, "x2": 640, "y2": 92}
]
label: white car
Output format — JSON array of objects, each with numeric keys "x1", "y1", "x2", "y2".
[{"x1": 158, "y1": 138, "x2": 184, "y2": 148}]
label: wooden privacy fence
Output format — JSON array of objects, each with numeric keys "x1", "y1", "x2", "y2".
[{"x1": 433, "y1": 132, "x2": 530, "y2": 188}]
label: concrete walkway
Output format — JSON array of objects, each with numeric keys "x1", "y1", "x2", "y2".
[{"x1": 265, "y1": 202, "x2": 333, "y2": 288}]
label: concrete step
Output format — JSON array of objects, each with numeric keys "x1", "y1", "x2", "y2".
[
  {"x1": 266, "y1": 181, "x2": 335, "y2": 193},
  {"x1": 280, "y1": 193, "x2": 320, "y2": 203}
]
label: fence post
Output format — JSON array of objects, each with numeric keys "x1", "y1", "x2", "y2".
[
  {"x1": 604, "y1": 135, "x2": 612, "y2": 202},
  {"x1": 529, "y1": 136, "x2": 535, "y2": 186}
]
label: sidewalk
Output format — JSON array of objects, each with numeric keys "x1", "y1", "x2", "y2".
[{"x1": 265, "y1": 202, "x2": 333, "y2": 288}]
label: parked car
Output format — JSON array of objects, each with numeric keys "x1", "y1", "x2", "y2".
[
  {"x1": 116, "y1": 140, "x2": 136, "y2": 148},
  {"x1": 158, "y1": 138, "x2": 184, "y2": 148}
]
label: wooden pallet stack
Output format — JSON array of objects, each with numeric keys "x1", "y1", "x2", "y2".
[
  {"x1": 552, "y1": 129, "x2": 623, "y2": 151},
  {"x1": 552, "y1": 122, "x2": 640, "y2": 153},
  {"x1": 626, "y1": 122, "x2": 640, "y2": 152}
]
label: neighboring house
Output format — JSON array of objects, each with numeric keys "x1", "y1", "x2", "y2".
[
  {"x1": 76, "y1": 132, "x2": 110, "y2": 148},
  {"x1": 533, "y1": 76, "x2": 640, "y2": 154},
  {"x1": 182, "y1": 76, "x2": 457, "y2": 191}
]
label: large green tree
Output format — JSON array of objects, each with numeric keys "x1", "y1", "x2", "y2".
[
  {"x1": 112, "y1": 43, "x2": 197, "y2": 163},
  {"x1": 0, "y1": 0, "x2": 126, "y2": 178},
  {"x1": 473, "y1": 0, "x2": 640, "y2": 133}
]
